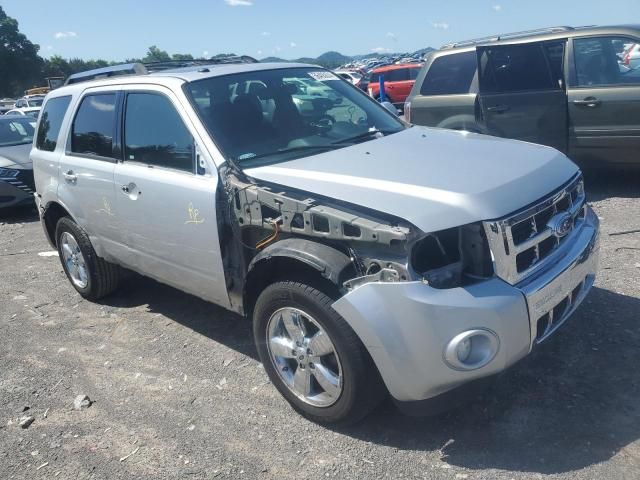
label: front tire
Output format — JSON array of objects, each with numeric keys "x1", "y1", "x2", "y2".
[
  {"x1": 55, "y1": 217, "x2": 120, "y2": 301},
  {"x1": 253, "y1": 280, "x2": 385, "y2": 425}
]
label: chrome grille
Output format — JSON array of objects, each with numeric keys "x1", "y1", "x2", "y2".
[{"x1": 484, "y1": 174, "x2": 586, "y2": 285}]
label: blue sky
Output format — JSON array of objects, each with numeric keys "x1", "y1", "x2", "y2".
[{"x1": 3, "y1": 0, "x2": 637, "y2": 60}]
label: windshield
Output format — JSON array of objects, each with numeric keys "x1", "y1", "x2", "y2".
[
  {"x1": 0, "y1": 118, "x2": 36, "y2": 146},
  {"x1": 27, "y1": 98, "x2": 44, "y2": 107},
  {"x1": 186, "y1": 67, "x2": 404, "y2": 167}
]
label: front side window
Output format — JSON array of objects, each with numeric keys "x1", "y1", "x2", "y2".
[
  {"x1": 71, "y1": 93, "x2": 117, "y2": 158},
  {"x1": 27, "y1": 98, "x2": 44, "y2": 107},
  {"x1": 574, "y1": 36, "x2": 640, "y2": 87},
  {"x1": 186, "y1": 67, "x2": 404, "y2": 168},
  {"x1": 124, "y1": 93, "x2": 194, "y2": 173},
  {"x1": 421, "y1": 52, "x2": 477, "y2": 96},
  {"x1": 36, "y1": 95, "x2": 71, "y2": 151},
  {"x1": 479, "y1": 43, "x2": 556, "y2": 93},
  {"x1": 0, "y1": 118, "x2": 35, "y2": 147}
]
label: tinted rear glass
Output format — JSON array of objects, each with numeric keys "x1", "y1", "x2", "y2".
[
  {"x1": 478, "y1": 43, "x2": 556, "y2": 93},
  {"x1": 36, "y1": 95, "x2": 71, "y2": 152},
  {"x1": 421, "y1": 52, "x2": 477, "y2": 95},
  {"x1": 71, "y1": 94, "x2": 117, "y2": 158}
]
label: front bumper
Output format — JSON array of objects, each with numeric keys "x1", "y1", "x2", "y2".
[{"x1": 332, "y1": 206, "x2": 599, "y2": 404}]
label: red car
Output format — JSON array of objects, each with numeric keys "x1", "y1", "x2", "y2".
[{"x1": 367, "y1": 63, "x2": 422, "y2": 106}]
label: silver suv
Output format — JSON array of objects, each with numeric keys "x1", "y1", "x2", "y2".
[{"x1": 31, "y1": 60, "x2": 599, "y2": 424}]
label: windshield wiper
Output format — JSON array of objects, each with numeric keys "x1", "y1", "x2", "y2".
[
  {"x1": 234, "y1": 144, "x2": 346, "y2": 163},
  {"x1": 333, "y1": 128, "x2": 400, "y2": 145}
]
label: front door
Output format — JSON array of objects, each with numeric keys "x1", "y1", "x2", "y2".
[
  {"x1": 567, "y1": 36, "x2": 640, "y2": 166},
  {"x1": 476, "y1": 41, "x2": 568, "y2": 153},
  {"x1": 112, "y1": 88, "x2": 229, "y2": 306},
  {"x1": 56, "y1": 91, "x2": 120, "y2": 258}
]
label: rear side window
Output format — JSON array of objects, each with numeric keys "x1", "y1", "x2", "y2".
[
  {"x1": 124, "y1": 92, "x2": 194, "y2": 173},
  {"x1": 478, "y1": 43, "x2": 556, "y2": 93},
  {"x1": 421, "y1": 52, "x2": 477, "y2": 95},
  {"x1": 386, "y1": 68, "x2": 409, "y2": 82},
  {"x1": 36, "y1": 95, "x2": 71, "y2": 151},
  {"x1": 71, "y1": 93, "x2": 117, "y2": 158}
]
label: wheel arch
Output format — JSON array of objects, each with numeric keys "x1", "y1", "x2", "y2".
[
  {"x1": 243, "y1": 238, "x2": 355, "y2": 318},
  {"x1": 42, "y1": 201, "x2": 74, "y2": 247}
]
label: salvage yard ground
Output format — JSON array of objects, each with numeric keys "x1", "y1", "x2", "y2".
[{"x1": 1, "y1": 171, "x2": 639, "y2": 480}]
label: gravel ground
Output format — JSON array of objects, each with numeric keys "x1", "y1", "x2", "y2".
[{"x1": 1, "y1": 171, "x2": 639, "y2": 480}]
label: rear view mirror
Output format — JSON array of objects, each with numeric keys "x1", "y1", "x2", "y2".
[{"x1": 381, "y1": 101, "x2": 399, "y2": 116}]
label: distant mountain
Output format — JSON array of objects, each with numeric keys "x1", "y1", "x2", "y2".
[{"x1": 259, "y1": 48, "x2": 435, "y2": 68}]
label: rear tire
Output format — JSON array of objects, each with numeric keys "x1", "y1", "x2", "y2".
[
  {"x1": 253, "y1": 279, "x2": 386, "y2": 425},
  {"x1": 55, "y1": 217, "x2": 120, "y2": 301}
]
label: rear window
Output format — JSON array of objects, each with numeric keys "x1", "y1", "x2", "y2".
[
  {"x1": 36, "y1": 95, "x2": 71, "y2": 152},
  {"x1": 421, "y1": 52, "x2": 477, "y2": 95},
  {"x1": 478, "y1": 43, "x2": 556, "y2": 93},
  {"x1": 71, "y1": 93, "x2": 117, "y2": 158}
]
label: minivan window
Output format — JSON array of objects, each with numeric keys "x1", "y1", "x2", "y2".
[
  {"x1": 574, "y1": 36, "x2": 640, "y2": 87},
  {"x1": 0, "y1": 117, "x2": 35, "y2": 147},
  {"x1": 71, "y1": 93, "x2": 117, "y2": 158},
  {"x1": 421, "y1": 51, "x2": 477, "y2": 95},
  {"x1": 124, "y1": 93, "x2": 194, "y2": 173},
  {"x1": 478, "y1": 43, "x2": 556, "y2": 93},
  {"x1": 544, "y1": 41, "x2": 566, "y2": 87},
  {"x1": 36, "y1": 95, "x2": 71, "y2": 152}
]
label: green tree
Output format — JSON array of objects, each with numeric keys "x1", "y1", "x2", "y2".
[
  {"x1": 171, "y1": 53, "x2": 194, "y2": 61},
  {"x1": 142, "y1": 45, "x2": 171, "y2": 63},
  {"x1": 0, "y1": 6, "x2": 43, "y2": 97}
]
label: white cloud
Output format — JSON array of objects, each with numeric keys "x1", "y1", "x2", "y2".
[
  {"x1": 261, "y1": 31, "x2": 271, "y2": 36},
  {"x1": 46, "y1": 45, "x2": 53, "y2": 51},
  {"x1": 257, "y1": 49, "x2": 263, "y2": 55},
  {"x1": 290, "y1": 42, "x2": 297, "y2": 48},
  {"x1": 54, "y1": 31, "x2": 77, "y2": 39},
  {"x1": 203, "y1": 50, "x2": 209, "y2": 57},
  {"x1": 371, "y1": 47, "x2": 392, "y2": 54},
  {"x1": 492, "y1": 4, "x2": 502, "y2": 11},
  {"x1": 386, "y1": 32, "x2": 397, "y2": 41},
  {"x1": 224, "y1": 0, "x2": 253, "y2": 6},
  {"x1": 431, "y1": 22, "x2": 449, "y2": 30}
]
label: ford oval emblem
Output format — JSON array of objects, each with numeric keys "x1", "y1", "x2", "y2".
[{"x1": 548, "y1": 212, "x2": 573, "y2": 238}]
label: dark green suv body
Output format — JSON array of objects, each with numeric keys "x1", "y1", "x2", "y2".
[{"x1": 406, "y1": 25, "x2": 640, "y2": 167}]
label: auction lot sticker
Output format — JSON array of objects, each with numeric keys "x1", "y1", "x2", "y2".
[{"x1": 308, "y1": 71, "x2": 339, "y2": 81}]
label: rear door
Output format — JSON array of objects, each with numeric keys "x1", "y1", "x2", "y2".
[
  {"x1": 56, "y1": 90, "x2": 121, "y2": 256},
  {"x1": 567, "y1": 35, "x2": 640, "y2": 166},
  {"x1": 384, "y1": 68, "x2": 412, "y2": 104},
  {"x1": 476, "y1": 41, "x2": 568, "y2": 152}
]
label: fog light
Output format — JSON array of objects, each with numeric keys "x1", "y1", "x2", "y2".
[{"x1": 444, "y1": 329, "x2": 499, "y2": 371}]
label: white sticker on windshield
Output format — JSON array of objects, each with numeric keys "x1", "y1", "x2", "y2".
[{"x1": 308, "y1": 71, "x2": 339, "y2": 81}]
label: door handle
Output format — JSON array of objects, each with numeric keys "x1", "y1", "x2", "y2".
[
  {"x1": 63, "y1": 170, "x2": 77, "y2": 184},
  {"x1": 573, "y1": 97, "x2": 601, "y2": 108},
  {"x1": 486, "y1": 104, "x2": 510, "y2": 113},
  {"x1": 121, "y1": 184, "x2": 130, "y2": 194},
  {"x1": 121, "y1": 183, "x2": 141, "y2": 199}
]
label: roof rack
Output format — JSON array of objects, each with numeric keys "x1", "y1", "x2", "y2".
[
  {"x1": 441, "y1": 26, "x2": 574, "y2": 49},
  {"x1": 64, "y1": 55, "x2": 259, "y2": 86}
]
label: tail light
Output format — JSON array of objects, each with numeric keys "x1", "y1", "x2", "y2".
[{"x1": 404, "y1": 101, "x2": 411, "y2": 123}]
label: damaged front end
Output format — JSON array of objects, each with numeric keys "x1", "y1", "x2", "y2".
[{"x1": 217, "y1": 167, "x2": 495, "y2": 314}]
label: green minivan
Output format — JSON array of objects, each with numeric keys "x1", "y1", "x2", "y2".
[{"x1": 405, "y1": 25, "x2": 640, "y2": 167}]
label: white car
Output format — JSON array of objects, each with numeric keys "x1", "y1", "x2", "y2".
[
  {"x1": 4, "y1": 107, "x2": 41, "y2": 119},
  {"x1": 334, "y1": 70, "x2": 363, "y2": 86}
]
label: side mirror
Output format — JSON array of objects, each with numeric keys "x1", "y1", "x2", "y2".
[{"x1": 381, "y1": 101, "x2": 399, "y2": 116}]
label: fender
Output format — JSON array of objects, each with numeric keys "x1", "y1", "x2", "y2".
[{"x1": 247, "y1": 238, "x2": 353, "y2": 286}]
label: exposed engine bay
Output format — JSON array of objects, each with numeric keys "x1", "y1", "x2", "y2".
[{"x1": 217, "y1": 167, "x2": 494, "y2": 313}]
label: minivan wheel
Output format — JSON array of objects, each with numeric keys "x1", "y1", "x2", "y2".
[
  {"x1": 253, "y1": 280, "x2": 386, "y2": 425},
  {"x1": 55, "y1": 217, "x2": 120, "y2": 301}
]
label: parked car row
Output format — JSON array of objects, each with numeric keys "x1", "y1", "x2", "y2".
[{"x1": 1, "y1": 94, "x2": 44, "y2": 118}]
